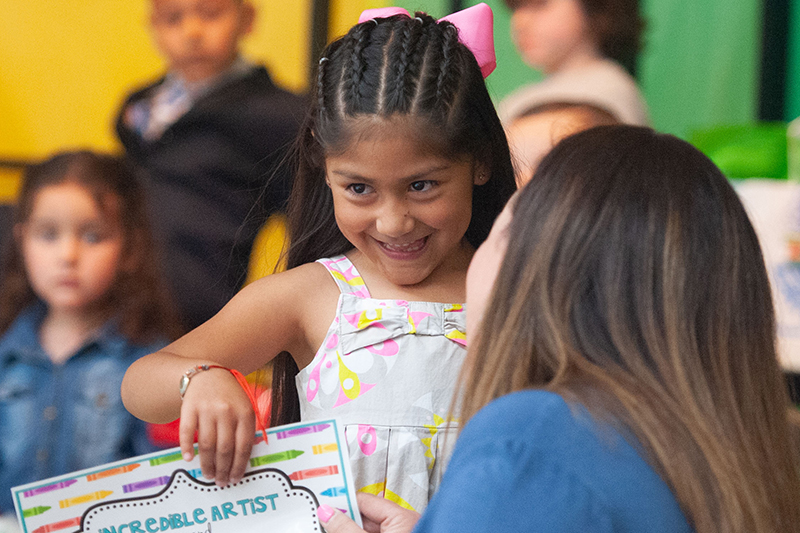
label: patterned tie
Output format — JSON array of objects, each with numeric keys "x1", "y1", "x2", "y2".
[{"x1": 142, "y1": 78, "x2": 192, "y2": 141}]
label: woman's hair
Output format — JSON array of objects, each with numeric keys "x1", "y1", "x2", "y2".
[
  {"x1": 505, "y1": 0, "x2": 644, "y2": 67},
  {"x1": 459, "y1": 125, "x2": 800, "y2": 532},
  {"x1": 270, "y1": 12, "x2": 517, "y2": 426},
  {"x1": 0, "y1": 151, "x2": 183, "y2": 342}
]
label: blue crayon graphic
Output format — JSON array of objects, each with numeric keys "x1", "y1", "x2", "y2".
[
  {"x1": 187, "y1": 469, "x2": 204, "y2": 479},
  {"x1": 123, "y1": 476, "x2": 171, "y2": 493},
  {"x1": 321, "y1": 487, "x2": 348, "y2": 497},
  {"x1": 275, "y1": 423, "x2": 331, "y2": 440},
  {"x1": 23, "y1": 480, "x2": 78, "y2": 498}
]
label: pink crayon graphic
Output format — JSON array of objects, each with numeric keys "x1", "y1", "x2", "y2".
[
  {"x1": 23, "y1": 479, "x2": 78, "y2": 498},
  {"x1": 275, "y1": 423, "x2": 330, "y2": 440},
  {"x1": 123, "y1": 475, "x2": 171, "y2": 493},
  {"x1": 31, "y1": 516, "x2": 81, "y2": 533},
  {"x1": 289, "y1": 465, "x2": 339, "y2": 481}
]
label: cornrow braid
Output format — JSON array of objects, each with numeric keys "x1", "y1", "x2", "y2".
[
  {"x1": 316, "y1": 58, "x2": 328, "y2": 116},
  {"x1": 435, "y1": 22, "x2": 460, "y2": 106},
  {"x1": 385, "y1": 17, "x2": 423, "y2": 113},
  {"x1": 343, "y1": 21, "x2": 374, "y2": 114}
]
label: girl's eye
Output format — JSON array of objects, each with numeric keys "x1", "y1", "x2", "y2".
[
  {"x1": 33, "y1": 226, "x2": 58, "y2": 241},
  {"x1": 347, "y1": 183, "x2": 370, "y2": 195},
  {"x1": 409, "y1": 180, "x2": 435, "y2": 192},
  {"x1": 82, "y1": 231, "x2": 102, "y2": 244}
]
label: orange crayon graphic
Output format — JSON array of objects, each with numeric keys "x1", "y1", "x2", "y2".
[
  {"x1": 32, "y1": 516, "x2": 81, "y2": 533},
  {"x1": 289, "y1": 465, "x2": 339, "y2": 481},
  {"x1": 312, "y1": 443, "x2": 339, "y2": 455},
  {"x1": 87, "y1": 463, "x2": 140, "y2": 481},
  {"x1": 59, "y1": 490, "x2": 113, "y2": 509}
]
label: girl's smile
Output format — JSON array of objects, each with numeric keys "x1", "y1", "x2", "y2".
[{"x1": 325, "y1": 118, "x2": 483, "y2": 288}]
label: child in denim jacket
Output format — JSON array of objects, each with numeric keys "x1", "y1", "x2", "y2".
[{"x1": 0, "y1": 152, "x2": 182, "y2": 516}]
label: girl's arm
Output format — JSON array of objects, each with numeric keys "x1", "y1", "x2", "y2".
[{"x1": 121, "y1": 262, "x2": 338, "y2": 486}]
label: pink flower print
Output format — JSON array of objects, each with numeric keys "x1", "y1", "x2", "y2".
[
  {"x1": 326, "y1": 333, "x2": 339, "y2": 350},
  {"x1": 408, "y1": 311, "x2": 433, "y2": 334},
  {"x1": 366, "y1": 339, "x2": 399, "y2": 356},
  {"x1": 357, "y1": 425, "x2": 377, "y2": 456}
]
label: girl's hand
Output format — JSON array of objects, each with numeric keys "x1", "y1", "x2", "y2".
[
  {"x1": 317, "y1": 494, "x2": 420, "y2": 533},
  {"x1": 178, "y1": 368, "x2": 256, "y2": 487}
]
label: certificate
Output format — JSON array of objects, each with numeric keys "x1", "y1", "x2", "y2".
[{"x1": 11, "y1": 419, "x2": 360, "y2": 533}]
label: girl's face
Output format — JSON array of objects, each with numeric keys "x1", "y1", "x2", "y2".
[
  {"x1": 19, "y1": 182, "x2": 125, "y2": 316},
  {"x1": 466, "y1": 199, "x2": 512, "y2": 334},
  {"x1": 325, "y1": 119, "x2": 485, "y2": 287},
  {"x1": 511, "y1": 0, "x2": 596, "y2": 73}
]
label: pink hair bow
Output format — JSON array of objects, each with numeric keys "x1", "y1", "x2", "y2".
[{"x1": 357, "y1": 3, "x2": 496, "y2": 78}]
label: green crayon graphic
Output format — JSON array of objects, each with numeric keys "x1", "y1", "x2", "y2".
[
  {"x1": 23, "y1": 506, "x2": 51, "y2": 518},
  {"x1": 250, "y1": 449, "x2": 304, "y2": 466},
  {"x1": 149, "y1": 451, "x2": 184, "y2": 466}
]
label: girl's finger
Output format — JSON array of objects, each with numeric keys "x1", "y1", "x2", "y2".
[
  {"x1": 212, "y1": 419, "x2": 237, "y2": 487},
  {"x1": 196, "y1": 415, "x2": 218, "y2": 481},
  {"x1": 230, "y1": 419, "x2": 255, "y2": 485},
  {"x1": 179, "y1": 406, "x2": 198, "y2": 463}
]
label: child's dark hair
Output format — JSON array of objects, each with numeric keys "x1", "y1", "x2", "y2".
[
  {"x1": 271, "y1": 12, "x2": 517, "y2": 426},
  {"x1": 505, "y1": 0, "x2": 644, "y2": 67},
  {"x1": 0, "y1": 150, "x2": 183, "y2": 342}
]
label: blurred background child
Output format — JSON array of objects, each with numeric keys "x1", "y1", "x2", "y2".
[
  {"x1": 115, "y1": 0, "x2": 306, "y2": 331},
  {"x1": 0, "y1": 151, "x2": 181, "y2": 516},
  {"x1": 504, "y1": 102, "x2": 618, "y2": 185},
  {"x1": 497, "y1": 0, "x2": 648, "y2": 181}
]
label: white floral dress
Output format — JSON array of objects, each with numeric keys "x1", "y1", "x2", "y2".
[{"x1": 296, "y1": 255, "x2": 467, "y2": 512}]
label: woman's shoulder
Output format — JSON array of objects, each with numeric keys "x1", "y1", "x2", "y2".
[
  {"x1": 459, "y1": 390, "x2": 575, "y2": 445},
  {"x1": 450, "y1": 390, "x2": 689, "y2": 531}
]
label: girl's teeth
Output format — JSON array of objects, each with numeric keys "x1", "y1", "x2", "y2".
[{"x1": 383, "y1": 238, "x2": 425, "y2": 252}]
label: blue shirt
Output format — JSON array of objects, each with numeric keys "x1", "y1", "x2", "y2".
[
  {"x1": 414, "y1": 390, "x2": 692, "y2": 532},
  {"x1": 0, "y1": 303, "x2": 166, "y2": 514}
]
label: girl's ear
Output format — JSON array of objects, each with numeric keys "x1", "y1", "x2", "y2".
[{"x1": 473, "y1": 163, "x2": 490, "y2": 185}]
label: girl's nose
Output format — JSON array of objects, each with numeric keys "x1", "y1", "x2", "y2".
[
  {"x1": 58, "y1": 236, "x2": 79, "y2": 263},
  {"x1": 375, "y1": 203, "x2": 415, "y2": 238}
]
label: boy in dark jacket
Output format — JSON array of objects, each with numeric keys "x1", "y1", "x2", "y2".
[{"x1": 116, "y1": 0, "x2": 306, "y2": 330}]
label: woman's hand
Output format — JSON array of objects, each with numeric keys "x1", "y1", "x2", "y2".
[
  {"x1": 179, "y1": 368, "x2": 255, "y2": 487},
  {"x1": 318, "y1": 494, "x2": 420, "y2": 533}
]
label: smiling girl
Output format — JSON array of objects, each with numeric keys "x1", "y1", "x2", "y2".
[{"x1": 122, "y1": 5, "x2": 516, "y2": 513}]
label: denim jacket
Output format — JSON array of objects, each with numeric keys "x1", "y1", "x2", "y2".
[{"x1": 0, "y1": 303, "x2": 167, "y2": 514}]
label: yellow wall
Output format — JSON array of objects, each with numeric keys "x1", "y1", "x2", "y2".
[
  {"x1": 0, "y1": 0, "x2": 311, "y2": 161},
  {"x1": 329, "y1": 0, "x2": 388, "y2": 40}
]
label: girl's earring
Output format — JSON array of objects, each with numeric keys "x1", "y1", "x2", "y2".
[{"x1": 475, "y1": 172, "x2": 489, "y2": 185}]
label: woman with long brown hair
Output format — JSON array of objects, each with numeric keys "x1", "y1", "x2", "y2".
[{"x1": 319, "y1": 125, "x2": 800, "y2": 533}]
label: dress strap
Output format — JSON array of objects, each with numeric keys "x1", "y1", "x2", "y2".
[{"x1": 316, "y1": 255, "x2": 372, "y2": 298}]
